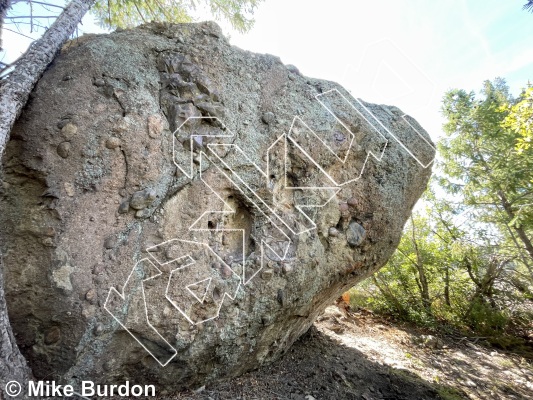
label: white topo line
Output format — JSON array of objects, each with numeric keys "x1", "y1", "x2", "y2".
[{"x1": 105, "y1": 87, "x2": 434, "y2": 365}]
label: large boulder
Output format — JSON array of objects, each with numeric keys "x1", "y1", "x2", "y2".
[{"x1": 0, "y1": 22, "x2": 434, "y2": 390}]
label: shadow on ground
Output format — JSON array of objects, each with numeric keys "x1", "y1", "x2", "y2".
[{"x1": 174, "y1": 326, "x2": 449, "y2": 400}]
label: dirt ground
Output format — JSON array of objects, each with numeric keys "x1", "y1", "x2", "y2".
[{"x1": 170, "y1": 306, "x2": 533, "y2": 400}]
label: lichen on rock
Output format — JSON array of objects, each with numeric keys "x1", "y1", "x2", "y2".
[{"x1": 0, "y1": 21, "x2": 434, "y2": 390}]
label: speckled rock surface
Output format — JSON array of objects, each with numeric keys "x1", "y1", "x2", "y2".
[{"x1": 0, "y1": 22, "x2": 434, "y2": 390}]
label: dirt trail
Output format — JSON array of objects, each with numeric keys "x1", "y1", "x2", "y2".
[{"x1": 171, "y1": 306, "x2": 532, "y2": 400}]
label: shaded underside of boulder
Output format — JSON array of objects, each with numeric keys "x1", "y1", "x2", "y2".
[{"x1": 0, "y1": 22, "x2": 434, "y2": 390}]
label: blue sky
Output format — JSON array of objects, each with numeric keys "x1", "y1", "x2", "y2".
[
  {"x1": 2, "y1": 0, "x2": 532, "y2": 140},
  {"x1": 224, "y1": 0, "x2": 533, "y2": 140}
]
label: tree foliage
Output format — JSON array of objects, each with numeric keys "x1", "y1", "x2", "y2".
[
  {"x1": 440, "y1": 79, "x2": 533, "y2": 267},
  {"x1": 502, "y1": 86, "x2": 533, "y2": 154},
  {"x1": 92, "y1": 0, "x2": 262, "y2": 32},
  {"x1": 352, "y1": 79, "x2": 533, "y2": 342}
]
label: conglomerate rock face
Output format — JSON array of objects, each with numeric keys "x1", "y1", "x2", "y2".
[{"x1": 0, "y1": 22, "x2": 434, "y2": 390}]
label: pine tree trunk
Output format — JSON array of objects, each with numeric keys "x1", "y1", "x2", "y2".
[
  {"x1": 444, "y1": 265, "x2": 451, "y2": 307},
  {"x1": 0, "y1": 255, "x2": 32, "y2": 398},
  {"x1": 0, "y1": 0, "x2": 95, "y2": 395},
  {"x1": 498, "y1": 191, "x2": 533, "y2": 264},
  {"x1": 0, "y1": 0, "x2": 95, "y2": 155}
]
